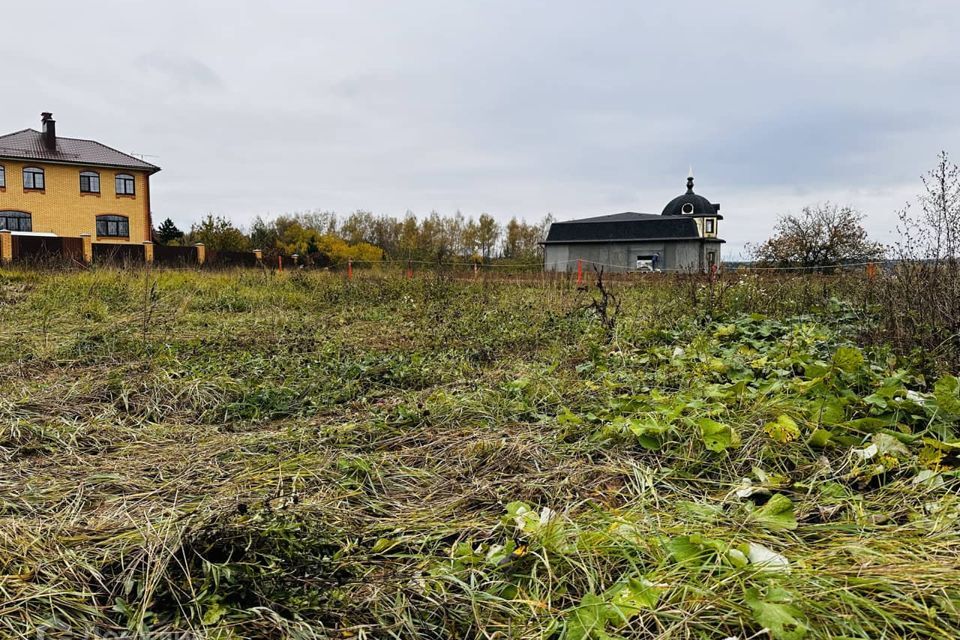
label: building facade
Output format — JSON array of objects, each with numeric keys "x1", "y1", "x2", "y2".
[
  {"x1": 0, "y1": 113, "x2": 160, "y2": 243},
  {"x1": 543, "y1": 176, "x2": 725, "y2": 272}
]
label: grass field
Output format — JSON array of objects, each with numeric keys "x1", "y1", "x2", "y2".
[{"x1": 1, "y1": 268, "x2": 958, "y2": 639}]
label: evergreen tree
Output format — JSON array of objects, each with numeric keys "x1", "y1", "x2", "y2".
[{"x1": 155, "y1": 218, "x2": 184, "y2": 245}]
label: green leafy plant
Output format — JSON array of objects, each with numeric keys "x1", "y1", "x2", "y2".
[{"x1": 747, "y1": 494, "x2": 799, "y2": 531}]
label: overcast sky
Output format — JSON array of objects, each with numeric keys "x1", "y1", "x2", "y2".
[{"x1": 4, "y1": 1, "x2": 960, "y2": 257}]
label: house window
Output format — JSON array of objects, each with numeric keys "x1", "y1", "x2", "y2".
[
  {"x1": 23, "y1": 167, "x2": 45, "y2": 190},
  {"x1": 0, "y1": 211, "x2": 32, "y2": 232},
  {"x1": 705, "y1": 218, "x2": 715, "y2": 234},
  {"x1": 80, "y1": 171, "x2": 101, "y2": 194},
  {"x1": 115, "y1": 174, "x2": 135, "y2": 196},
  {"x1": 707, "y1": 250, "x2": 717, "y2": 265},
  {"x1": 96, "y1": 214, "x2": 129, "y2": 238},
  {"x1": 0, "y1": 165, "x2": 5, "y2": 188}
]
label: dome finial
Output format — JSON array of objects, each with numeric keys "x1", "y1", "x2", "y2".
[{"x1": 686, "y1": 167, "x2": 694, "y2": 193}]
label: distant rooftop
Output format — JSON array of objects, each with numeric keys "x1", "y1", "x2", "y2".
[
  {"x1": 544, "y1": 214, "x2": 702, "y2": 244},
  {"x1": 543, "y1": 175, "x2": 726, "y2": 244},
  {"x1": 0, "y1": 116, "x2": 159, "y2": 173},
  {"x1": 561, "y1": 211, "x2": 665, "y2": 223}
]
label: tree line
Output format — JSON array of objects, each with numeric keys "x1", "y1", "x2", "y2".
[
  {"x1": 155, "y1": 210, "x2": 553, "y2": 265},
  {"x1": 155, "y1": 152, "x2": 958, "y2": 271}
]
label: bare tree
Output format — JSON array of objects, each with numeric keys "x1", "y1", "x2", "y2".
[
  {"x1": 895, "y1": 150, "x2": 960, "y2": 261},
  {"x1": 880, "y1": 151, "x2": 960, "y2": 370},
  {"x1": 750, "y1": 203, "x2": 884, "y2": 270}
]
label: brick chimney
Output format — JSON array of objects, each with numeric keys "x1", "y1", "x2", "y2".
[{"x1": 41, "y1": 112, "x2": 56, "y2": 150}]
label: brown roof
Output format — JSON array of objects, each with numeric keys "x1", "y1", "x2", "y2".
[{"x1": 0, "y1": 128, "x2": 160, "y2": 173}]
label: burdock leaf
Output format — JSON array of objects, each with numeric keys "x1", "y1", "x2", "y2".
[
  {"x1": 807, "y1": 428, "x2": 833, "y2": 447},
  {"x1": 697, "y1": 418, "x2": 740, "y2": 452},
  {"x1": 764, "y1": 414, "x2": 801, "y2": 443},
  {"x1": 605, "y1": 576, "x2": 661, "y2": 618},
  {"x1": 934, "y1": 375, "x2": 960, "y2": 415},
  {"x1": 667, "y1": 534, "x2": 725, "y2": 570},
  {"x1": 666, "y1": 536, "x2": 706, "y2": 567},
  {"x1": 818, "y1": 397, "x2": 847, "y2": 425},
  {"x1": 564, "y1": 592, "x2": 609, "y2": 640},
  {"x1": 748, "y1": 494, "x2": 798, "y2": 531},
  {"x1": 832, "y1": 346, "x2": 865, "y2": 374},
  {"x1": 744, "y1": 587, "x2": 808, "y2": 640}
]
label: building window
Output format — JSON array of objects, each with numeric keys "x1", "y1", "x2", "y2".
[
  {"x1": 96, "y1": 214, "x2": 129, "y2": 238},
  {"x1": 0, "y1": 211, "x2": 32, "y2": 232},
  {"x1": 23, "y1": 167, "x2": 45, "y2": 190},
  {"x1": 80, "y1": 171, "x2": 101, "y2": 193},
  {"x1": 705, "y1": 218, "x2": 715, "y2": 233},
  {"x1": 681, "y1": 203, "x2": 694, "y2": 214},
  {"x1": 115, "y1": 174, "x2": 135, "y2": 196},
  {"x1": 707, "y1": 250, "x2": 717, "y2": 265},
  {"x1": 0, "y1": 165, "x2": 5, "y2": 188}
]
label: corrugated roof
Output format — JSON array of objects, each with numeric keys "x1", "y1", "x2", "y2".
[
  {"x1": 0, "y1": 129, "x2": 160, "y2": 173},
  {"x1": 544, "y1": 213, "x2": 706, "y2": 244}
]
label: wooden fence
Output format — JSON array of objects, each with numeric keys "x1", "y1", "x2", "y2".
[
  {"x1": 154, "y1": 244, "x2": 200, "y2": 267},
  {"x1": 205, "y1": 249, "x2": 260, "y2": 268},
  {"x1": 0, "y1": 232, "x2": 270, "y2": 270},
  {"x1": 10, "y1": 236, "x2": 85, "y2": 265},
  {"x1": 92, "y1": 242, "x2": 146, "y2": 266}
]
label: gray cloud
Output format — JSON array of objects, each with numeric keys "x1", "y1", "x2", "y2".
[
  {"x1": 136, "y1": 52, "x2": 224, "y2": 91},
  {"x1": 3, "y1": 0, "x2": 960, "y2": 257}
]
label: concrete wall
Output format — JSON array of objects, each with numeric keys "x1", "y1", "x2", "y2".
[
  {"x1": 544, "y1": 240, "x2": 723, "y2": 272},
  {"x1": 0, "y1": 160, "x2": 153, "y2": 243}
]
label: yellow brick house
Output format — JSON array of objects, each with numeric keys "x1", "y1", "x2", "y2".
[{"x1": 0, "y1": 113, "x2": 160, "y2": 243}]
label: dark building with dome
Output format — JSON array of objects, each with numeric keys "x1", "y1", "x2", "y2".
[{"x1": 542, "y1": 175, "x2": 724, "y2": 272}]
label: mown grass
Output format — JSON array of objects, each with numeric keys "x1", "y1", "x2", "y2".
[{"x1": 0, "y1": 268, "x2": 958, "y2": 639}]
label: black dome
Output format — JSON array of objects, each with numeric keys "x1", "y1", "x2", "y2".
[{"x1": 662, "y1": 176, "x2": 720, "y2": 216}]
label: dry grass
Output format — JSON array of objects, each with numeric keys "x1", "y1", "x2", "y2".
[{"x1": 0, "y1": 267, "x2": 957, "y2": 639}]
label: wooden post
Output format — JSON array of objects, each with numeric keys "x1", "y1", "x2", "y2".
[
  {"x1": 347, "y1": 259, "x2": 353, "y2": 279},
  {"x1": 407, "y1": 260, "x2": 413, "y2": 279},
  {"x1": 576, "y1": 258, "x2": 583, "y2": 285},
  {"x1": 195, "y1": 243, "x2": 206, "y2": 265},
  {"x1": 0, "y1": 230, "x2": 11, "y2": 265},
  {"x1": 143, "y1": 241, "x2": 154, "y2": 264},
  {"x1": 79, "y1": 233, "x2": 93, "y2": 264}
]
